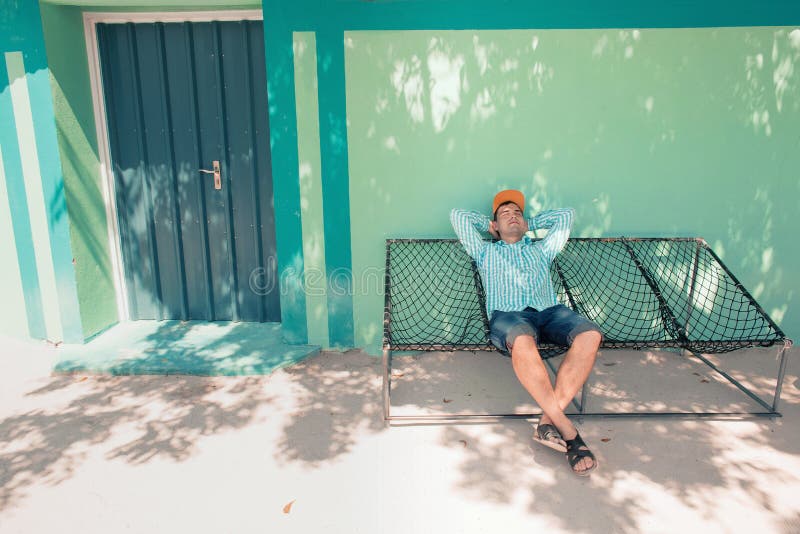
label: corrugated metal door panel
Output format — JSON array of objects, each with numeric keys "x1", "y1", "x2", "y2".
[
  {"x1": 97, "y1": 19, "x2": 280, "y2": 323},
  {"x1": 162, "y1": 22, "x2": 212, "y2": 320},
  {"x1": 221, "y1": 21, "x2": 262, "y2": 322},
  {"x1": 98, "y1": 24, "x2": 161, "y2": 320},
  {"x1": 190, "y1": 21, "x2": 234, "y2": 320},
  {"x1": 135, "y1": 23, "x2": 186, "y2": 320}
]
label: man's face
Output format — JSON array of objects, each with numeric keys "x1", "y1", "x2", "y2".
[{"x1": 494, "y1": 202, "x2": 527, "y2": 240}]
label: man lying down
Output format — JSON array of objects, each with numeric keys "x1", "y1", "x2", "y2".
[{"x1": 451, "y1": 189, "x2": 603, "y2": 476}]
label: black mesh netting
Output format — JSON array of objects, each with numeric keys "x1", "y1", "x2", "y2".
[{"x1": 384, "y1": 238, "x2": 784, "y2": 356}]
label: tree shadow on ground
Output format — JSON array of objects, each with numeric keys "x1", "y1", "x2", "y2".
[
  {"x1": 0, "y1": 323, "x2": 380, "y2": 513},
  {"x1": 0, "y1": 320, "x2": 307, "y2": 511},
  {"x1": 2, "y1": 334, "x2": 798, "y2": 531},
  {"x1": 273, "y1": 350, "x2": 385, "y2": 466},
  {"x1": 0, "y1": 370, "x2": 274, "y2": 511},
  {"x1": 392, "y1": 346, "x2": 800, "y2": 531}
]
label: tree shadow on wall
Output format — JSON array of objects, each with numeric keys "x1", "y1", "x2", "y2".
[{"x1": 347, "y1": 26, "x2": 800, "y2": 359}]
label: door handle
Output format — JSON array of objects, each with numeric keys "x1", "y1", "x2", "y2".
[{"x1": 199, "y1": 160, "x2": 222, "y2": 190}]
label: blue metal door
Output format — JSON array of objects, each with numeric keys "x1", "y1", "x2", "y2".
[{"x1": 97, "y1": 19, "x2": 280, "y2": 322}]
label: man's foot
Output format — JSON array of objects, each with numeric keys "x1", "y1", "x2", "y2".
[
  {"x1": 565, "y1": 432, "x2": 598, "y2": 476},
  {"x1": 533, "y1": 423, "x2": 567, "y2": 452}
]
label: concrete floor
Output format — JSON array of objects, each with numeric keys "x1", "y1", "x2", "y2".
[
  {"x1": 54, "y1": 321, "x2": 320, "y2": 376},
  {"x1": 1, "y1": 334, "x2": 798, "y2": 533}
]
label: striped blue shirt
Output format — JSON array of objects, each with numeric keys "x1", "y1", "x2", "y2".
[{"x1": 450, "y1": 207, "x2": 574, "y2": 314}]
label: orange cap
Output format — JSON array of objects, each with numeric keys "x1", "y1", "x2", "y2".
[{"x1": 492, "y1": 189, "x2": 525, "y2": 216}]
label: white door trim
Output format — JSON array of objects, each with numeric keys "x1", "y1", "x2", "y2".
[{"x1": 83, "y1": 9, "x2": 263, "y2": 322}]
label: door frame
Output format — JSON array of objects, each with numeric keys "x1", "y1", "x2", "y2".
[{"x1": 83, "y1": 9, "x2": 263, "y2": 322}]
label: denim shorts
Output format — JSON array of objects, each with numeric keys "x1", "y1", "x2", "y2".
[{"x1": 489, "y1": 304, "x2": 603, "y2": 355}]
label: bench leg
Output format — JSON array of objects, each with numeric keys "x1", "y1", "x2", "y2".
[
  {"x1": 772, "y1": 339, "x2": 793, "y2": 414},
  {"x1": 382, "y1": 347, "x2": 391, "y2": 423},
  {"x1": 544, "y1": 354, "x2": 592, "y2": 417},
  {"x1": 690, "y1": 350, "x2": 775, "y2": 414},
  {"x1": 580, "y1": 379, "x2": 588, "y2": 415}
]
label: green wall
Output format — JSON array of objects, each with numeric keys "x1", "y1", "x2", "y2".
[
  {"x1": 259, "y1": 0, "x2": 800, "y2": 354},
  {"x1": 31, "y1": 1, "x2": 800, "y2": 354},
  {"x1": 346, "y1": 27, "x2": 800, "y2": 354},
  {"x1": 39, "y1": 3, "x2": 117, "y2": 339}
]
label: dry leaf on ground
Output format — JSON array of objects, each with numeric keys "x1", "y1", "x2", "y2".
[{"x1": 283, "y1": 500, "x2": 295, "y2": 514}]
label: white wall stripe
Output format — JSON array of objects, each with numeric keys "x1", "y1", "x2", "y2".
[
  {"x1": 294, "y1": 32, "x2": 330, "y2": 348},
  {"x1": 0, "y1": 145, "x2": 30, "y2": 338},
  {"x1": 6, "y1": 51, "x2": 64, "y2": 342}
]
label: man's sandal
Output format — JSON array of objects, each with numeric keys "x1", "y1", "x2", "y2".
[
  {"x1": 533, "y1": 423, "x2": 567, "y2": 453},
  {"x1": 565, "y1": 432, "x2": 598, "y2": 477}
]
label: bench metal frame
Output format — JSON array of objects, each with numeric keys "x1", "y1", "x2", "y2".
[{"x1": 381, "y1": 238, "x2": 793, "y2": 424}]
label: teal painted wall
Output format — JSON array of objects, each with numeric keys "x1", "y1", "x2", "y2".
[
  {"x1": 316, "y1": 29, "x2": 355, "y2": 348},
  {"x1": 21, "y1": 1, "x2": 800, "y2": 354},
  {"x1": 0, "y1": 0, "x2": 82, "y2": 343},
  {"x1": 263, "y1": 5, "x2": 309, "y2": 344},
  {"x1": 346, "y1": 27, "x2": 800, "y2": 354}
]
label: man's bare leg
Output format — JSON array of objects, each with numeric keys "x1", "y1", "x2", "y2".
[
  {"x1": 540, "y1": 330, "x2": 601, "y2": 424},
  {"x1": 510, "y1": 332, "x2": 600, "y2": 473}
]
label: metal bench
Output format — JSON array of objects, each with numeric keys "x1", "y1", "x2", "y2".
[{"x1": 382, "y1": 238, "x2": 792, "y2": 423}]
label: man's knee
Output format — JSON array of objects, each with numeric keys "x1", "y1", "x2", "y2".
[
  {"x1": 574, "y1": 330, "x2": 602, "y2": 348},
  {"x1": 507, "y1": 333, "x2": 537, "y2": 353}
]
